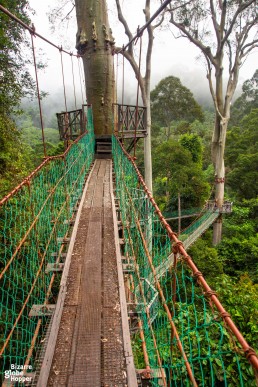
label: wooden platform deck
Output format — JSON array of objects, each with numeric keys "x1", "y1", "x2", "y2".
[{"x1": 37, "y1": 160, "x2": 136, "y2": 387}]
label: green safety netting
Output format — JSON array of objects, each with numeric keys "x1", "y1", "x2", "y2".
[
  {"x1": 112, "y1": 135, "x2": 256, "y2": 386},
  {"x1": 0, "y1": 108, "x2": 95, "y2": 384},
  {"x1": 163, "y1": 207, "x2": 202, "y2": 219},
  {"x1": 180, "y1": 211, "x2": 219, "y2": 239},
  {"x1": 179, "y1": 211, "x2": 220, "y2": 250}
]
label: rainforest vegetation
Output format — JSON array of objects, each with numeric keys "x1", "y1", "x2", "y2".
[
  {"x1": 150, "y1": 71, "x2": 258, "y2": 359},
  {"x1": 0, "y1": 0, "x2": 257, "y2": 382}
]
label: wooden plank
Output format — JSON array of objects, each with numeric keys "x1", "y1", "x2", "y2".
[
  {"x1": 71, "y1": 224, "x2": 102, "y2": 385},
  {"x1": 70, "y1": 170, "x2": 103, "y2": 386}
]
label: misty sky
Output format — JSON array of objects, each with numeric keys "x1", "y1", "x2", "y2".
[{"x1": 28, "y1": 0, "x2": 258, "y2": 112}]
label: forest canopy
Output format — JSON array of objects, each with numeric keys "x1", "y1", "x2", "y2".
[{"x1": 0, "y1": 2, "x2": 257, "y2": 382}]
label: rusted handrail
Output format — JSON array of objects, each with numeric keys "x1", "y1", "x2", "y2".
[{"x1": 115, "y1": 135, "x2": 258, "y2": 373}]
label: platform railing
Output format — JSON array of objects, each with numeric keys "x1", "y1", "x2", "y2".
[{"x1": 113, "y1": 103, "x2": 147, "y2": 138}]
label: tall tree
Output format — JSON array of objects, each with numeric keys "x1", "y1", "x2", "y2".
[
  {"x1": 151, "y1": 75, "x2": 204, "y2": 139},
  {"x1": 74, "y1": 0, "x2": 167, "y2": 191},
  {"x1": 230, "y1": 69, "x2": 258, "y2": 126},
  {"x1": 0, "y1": 1, "x2": 34, "y2": 196},
  {"x1": 74, "y1": 0, "x2": 115, "y2": 136},
  {"x1": 168, "y1": 0, "x2": 258, "y2": 244},
  {"x1": 0, "y1": 0, "x2": 33, "y2": 115},
  {"x1": 114, "y1": 0, "x2": 165, "y2": 192}
]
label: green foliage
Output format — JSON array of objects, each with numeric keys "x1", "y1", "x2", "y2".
[
  {"x1": 22, "y1": 127, "x2": 60, "y2": 146},
  {"x1": 179, "y1": 133, "x2": 203, "y2": 165},
  {"x1": 188, "y1": 110, "x2": 215, "y2": 168},
  {"x1": 203, "y1": 163, "x2": 215, "y2": 185},
  {"x1": 131, "y1": 333, "x2": 145, "y2": 369},
  {"x1": 20, "y1": 126, "x2": 64, "y2": 168},
  {"x1": 188, "y1": 238, "x2": 223, "y2": 282},
  {"x1": 0, "y1": 0, "x2": 37, "y2": 198},
  {"x1": 0, "y1": 117, "x2": 63, "y2": 198},
  {"x1": 0, "y1": 0, "x2": 33, "y2": 115},
  {"x1": 0, "y1": 114, "x2": 33, "y2": 197},
  {"x1": 151, "y1": 76, "x2": 204, "y2": 131},
  {"x1": 230, "y1": 70, "x2": 258, "y2": 126},
  {"x1": 226, "y1": 109, "x2": 258, "y2": 200},
  {"x1": 217, "y1": 201, "x2": 258, "y2": 282},
  {"x1": 228, "y1": 153, "x2": 258, "y2": 200},
  {"x1": 133, "y1": 71, "x2": 258, "y2": 384},
  {"x1": 153, "y1": 139, "x2": 210, "y2": 211},
  {"x1": 0, "y1": 130, "x2": 95, "y2": 381},
  {"x1": 114, "y1": 137, "x2": 257, "y2": 385},
  {"x1": 216, "y1": 274, "x2": 258, "y2": 352}
]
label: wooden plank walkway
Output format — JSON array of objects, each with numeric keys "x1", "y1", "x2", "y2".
[{"x1": 42, "y1": 159, "x2": 134, "y2": 387}]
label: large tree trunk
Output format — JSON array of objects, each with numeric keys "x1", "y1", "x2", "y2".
[
  {"x1": 212, "y1": 113, "x2": 228, "y2": 245},
  {"x1": 74, "y1": 0, "x2": 114, "y2": 135},
  {"x1": 211, "y1": 61, "x2": 226, "y2": 245}
]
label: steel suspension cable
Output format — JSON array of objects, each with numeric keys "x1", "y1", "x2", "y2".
[
  {"x1": 113, "y1": 54, "x2": 119, "y2": 136},
  {"x1": 116, "y1": 54, "x2": 119, "y2": 102},
  {"x1": 117, "y1": 0, "x2": 172, "y2": 53},
  {"x1": 112, "y1": 54, "x2": 117, "y2": 134},
  {"x1": 60, "y1": 48, "x2": 68, "y2": 112},
  {"x1": 59, "y1": 47, "x2": 70, "y2": 145},
  {"x1": 122, "y1": 48, "x2": 125, "y2": 143},
  {"x1": 70, "y1": 53, "x2": 77, "y2": 111},
  {"x1": 79, "y1": 57, "x2": 87, "y2": 104},
  {"x1": 30, "y1": 31, "x2": 47, "y2": 158},
  {"x1": 0, "y1": 4, "x2": 83, "y2": 151},
  {"x1": 0, "y1": 4, "x2": 78, "y2": 57},
  {"x1": 77, "y1": 56, "x2": 85, "y2": 105},
  {"x1": 134, "y1": 34, "x2": 143, "y2": 159}
]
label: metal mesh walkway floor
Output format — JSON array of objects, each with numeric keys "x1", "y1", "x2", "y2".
[{"x1": 45, "y1": 160, "x2": 128, "y2": 387}]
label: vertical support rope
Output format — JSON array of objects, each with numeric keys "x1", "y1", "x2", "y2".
[
  {"x1": 79, "y1": 56, "x2": 87, "y2": 104},
  {"x1": 115, "y1": 54, "x2": 119, "y2": 137},
  {"x1": 112, "y1": 53, "x2": 116, "y2": 135},
  {"x1": 134, "y1": 33, "x2": 143, "y2": 159},
  {"x1": 60, "y1": 47, "x2": 68, "y2": 112},
  {"x1": 70, "y1": 53, "x2": 79, "y2": 136},
  {"x1": 30, "y1": 31, "x2": 47, "y2": 158},
  {"x1": 60, "y1": 47, "x2": 69, "y2": 147},
  {"x1": 70, "y1": 53, "x2": 77, "y2": 111},
  {"x1": 116, "y1": 54, "x2": 119, "y2": 105},
  {"x1": 122, "y1": 47, "x2": 125, "y2": 144},
  {"x1": 77, "y1": 56, "x2": 84, "y2": 104}
]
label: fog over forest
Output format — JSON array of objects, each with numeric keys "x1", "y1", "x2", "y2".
[{"x1": 27, "y1": 0, "x2": 255, "y2": 112}]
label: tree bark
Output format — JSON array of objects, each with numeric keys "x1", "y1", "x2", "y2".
[
  {"x1": 74, "y1": 0, "x2": 114, "y2": 136},
  {"x1": 213, "y1": 215, "x2": 223, "y2": 245}
]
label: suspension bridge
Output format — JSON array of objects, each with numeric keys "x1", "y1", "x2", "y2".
[{"x1": 1, "y1": 4, "x2": 258, "y2": 387}]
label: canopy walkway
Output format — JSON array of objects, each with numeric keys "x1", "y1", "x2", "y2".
[
  {"x1": 1, "y1": 4, "x2": 258, "y2": 387},
  {"x1": 1, "y1": 110, "x2": 258, "y2": 387},
  {"x1": 180, "y1": 211, "x2": 220, "y2": 250},
  {"x1": 142, "y1": 210, "x2": 221, "y2": 285}
]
